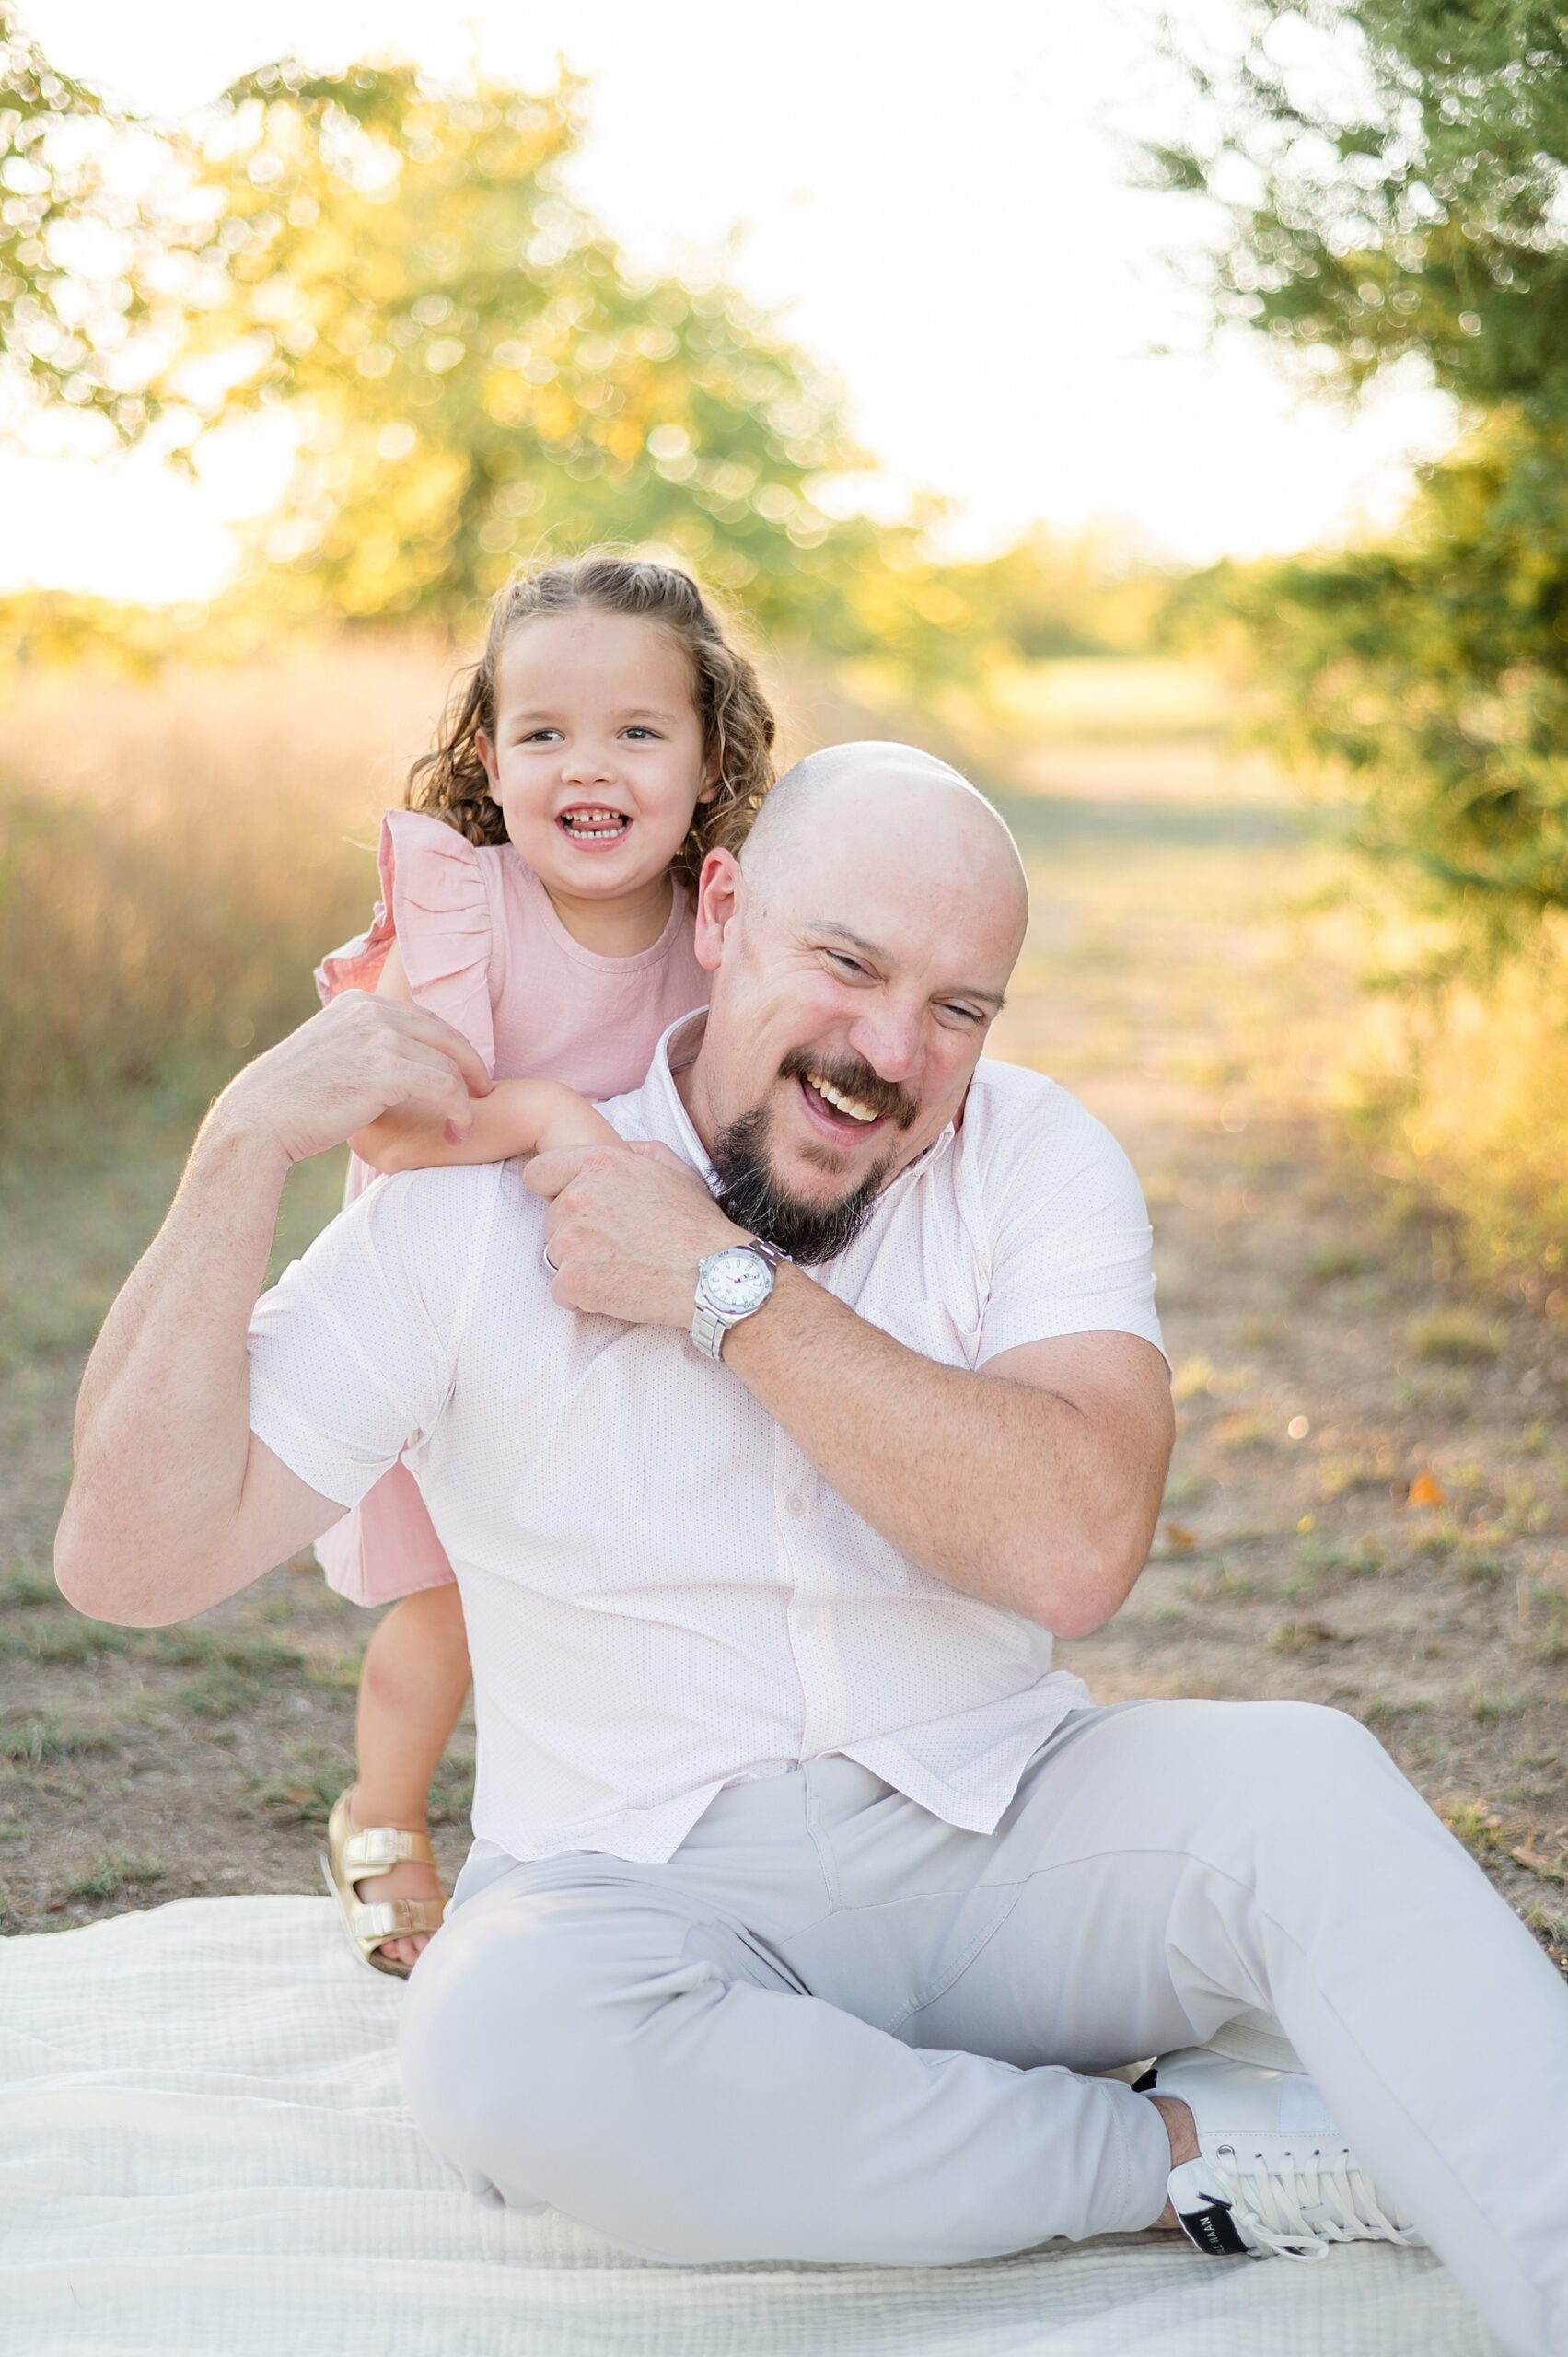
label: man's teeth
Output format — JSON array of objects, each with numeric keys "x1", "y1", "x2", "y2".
[
  {"x1": 806, "y1": 1071, "x2": 879, "y2": 1123},
  {"x1": 560, "y1": 808, "x2": 628, "y2": 835}
]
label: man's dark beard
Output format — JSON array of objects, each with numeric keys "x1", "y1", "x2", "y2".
[
  {"x1": 710, "y1": 1051, "x2": 916, "y2": 1265},
  {"x1": 711, "y1": 1103, "x2": 894, "y2": 1263}
]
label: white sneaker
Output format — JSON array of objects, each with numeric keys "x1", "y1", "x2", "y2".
[{"x1": 1140, "y1": 2047, "x2": 1424, "y2": 2261}]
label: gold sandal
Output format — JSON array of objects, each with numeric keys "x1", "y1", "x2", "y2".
[{"x1": 323, "y1": 1791, "x2": 447, "y2": 1980}]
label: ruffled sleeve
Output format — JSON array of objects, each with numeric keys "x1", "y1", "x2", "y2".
[{"x1": 314, "y1": 810, "x2": 497, "y2": 1078}]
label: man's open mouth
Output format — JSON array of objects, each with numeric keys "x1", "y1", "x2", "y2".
[
  {"x1": 798, "y1": 1069, "x2": 882, "y2": 1128},
  {"x1": 779, "y1": 1051, "x2": 918, "y2": 1144},
  {"x1": 557, "y1": 806, "x2": 631, "y2": 842}
]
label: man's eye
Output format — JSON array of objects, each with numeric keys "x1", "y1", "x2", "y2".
[
  {"x1": 942, "y1": 1004, "x2": 985, "y2": 1025},
  {"x1": 828, "y1": 952, "x2": 869, "y2": 977}
]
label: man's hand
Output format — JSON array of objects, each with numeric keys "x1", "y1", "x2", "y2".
[
  {"x1": 209, "y1": 992, "x2": 493, "y2": 1173},
  {"x1": 525, "y1": 1141, "x2": 745, "y2": 1328}
]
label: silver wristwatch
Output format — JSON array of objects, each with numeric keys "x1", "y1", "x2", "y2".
[{"x1": 691, "y1": 1239, "x2": 785, "y2": 1361}]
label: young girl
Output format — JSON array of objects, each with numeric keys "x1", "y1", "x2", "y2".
[{"x1": 314, "y1": 552, "x2": 777, "y2": 1976}]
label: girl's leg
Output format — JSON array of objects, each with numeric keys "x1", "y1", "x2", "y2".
[{"x1": 347, "y1": 1583, "x2": 472, "y2": 1970}]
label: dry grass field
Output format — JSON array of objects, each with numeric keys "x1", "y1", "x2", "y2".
[{"x1": 2, "y1": 646, "x2": 1565, "y2": 1965}]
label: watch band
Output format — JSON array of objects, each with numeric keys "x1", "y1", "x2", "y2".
[{"x1": 691, "y1": 1238, "x2": 787, "y2": 1363}]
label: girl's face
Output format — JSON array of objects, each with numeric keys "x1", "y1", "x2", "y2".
[{"x1": 477, "y1": 609, "x2": 717, "y2": 908}]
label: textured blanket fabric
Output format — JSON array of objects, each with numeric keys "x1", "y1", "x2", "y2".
[{"x1": 1, "y1": 1895, "x2": 1502, "y2": 2355}]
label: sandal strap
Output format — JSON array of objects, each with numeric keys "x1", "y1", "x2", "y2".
[
  {"x1": 341, "y1": 1824, "x2": 437, "y2": 1877},
  {"x1": 348, "y1": 1896, "x2": 448, "y2": 1942}
]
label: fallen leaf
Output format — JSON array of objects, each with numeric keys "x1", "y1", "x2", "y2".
[
  {"x1": 1406, "y1": 1470, "x2": 1446, "y2": 1509},
  {"x1": 1162, "y1": 1523, "x2": 1196, "y2": 1550}
]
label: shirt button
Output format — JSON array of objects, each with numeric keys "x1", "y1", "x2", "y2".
[{"x1": 786, "y1": 1494, "x2": 806, "y2": 1516}]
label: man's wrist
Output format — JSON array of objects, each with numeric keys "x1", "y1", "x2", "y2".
[
  {"x1": 196, "y1": 1092, "x2": 296, "y2": 1190},
  {"x1": 691, "y1": 1235, "x2": 785, "y2": 1358},
  {"x1": 703, "y1": 1251, "x2": 796, "y2": 1363}
]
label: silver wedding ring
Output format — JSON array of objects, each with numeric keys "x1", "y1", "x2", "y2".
[{"x1": 542, "y1": 1243, "x2": 560, "y2": 1274}]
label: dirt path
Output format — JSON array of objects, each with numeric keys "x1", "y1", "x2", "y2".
[{"x1": 4, "y1": 746, "x2": 1566, "y2": 1956}]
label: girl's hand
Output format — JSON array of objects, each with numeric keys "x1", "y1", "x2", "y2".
[
  {"x1": 354, "y1": 1078, "x2": 620, "y2": 1173},
  {"x1": 529, "y1": 1086, "x2": 624, "y2": 1157}
]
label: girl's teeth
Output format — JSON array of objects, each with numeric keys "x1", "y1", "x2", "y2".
[{"x1": 562, "y1": 809, "x2": 628, "y2": 835}]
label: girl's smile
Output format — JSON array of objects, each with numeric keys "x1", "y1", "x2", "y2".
[{"x1": 477, "y1": 608, "x2": 717, "y2": 955}]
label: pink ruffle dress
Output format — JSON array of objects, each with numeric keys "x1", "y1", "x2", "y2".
[{"x1": 311, "y1": 808, "x2": 710, "y2": 1605}]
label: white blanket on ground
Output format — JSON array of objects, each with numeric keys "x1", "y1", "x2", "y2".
[{"x1": 1, "y1": 1895, "x2": 1502, "y2": 2356}]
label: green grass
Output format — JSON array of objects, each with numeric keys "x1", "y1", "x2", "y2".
[
  {"x1": 1469, "y1": 1689, "x2": 1526, "y2": 1723},
  {"x1": 1306, "y1": 1244, "x2": 1368, "y2": 1283},
  {"x1": 0, "y1": 1617, "x2": 130, "y2": 1666},
  {"x1": 1269, "y1": 1619, "x2": 1348, "y2": 1654},
  {"x1": 1440, "y1": 1797, "x2": 1505, "y2": 1859},
  {"x1": 64, "y1": 1852, "x2": 164, "y2": 1902},
  {"x1": 1407, "y1": 1311, "x2": 1504, "y2": 1366},
  {"x1": 2, "y1": 1715, "x2": 117, "y2": 1764},
  {"x1": 0, "y1": 1567, "x2": 64, "y2": 1609},
  {"x1": 253, "y1": 1740, "x2": 355, "y2": 1825}
]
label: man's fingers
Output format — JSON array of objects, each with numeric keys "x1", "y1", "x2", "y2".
[
  {"x1": 338, "y1": 991, "x2": 493, "y2": 1098},
  {"x1": 628, "y1": 1140, "x2": 686, "y2": 1169},
  {"x1": 382, "y1": 1045, "x2": 479, "y2": 1133},
  {"x1": 524, "y1": 1144, "x2": 620, "y2": 1199}
]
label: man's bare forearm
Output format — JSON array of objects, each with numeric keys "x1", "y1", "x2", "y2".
[
  {"x1": 58, "y1": 992, "x2": 494, "y2": 1622},
  {"x1": 58, "y1": 1109, "x2": 289, "y2": 1622},
  {"x1": 721, "y1": 1267, "x2": 1165, "y2": 1634}
]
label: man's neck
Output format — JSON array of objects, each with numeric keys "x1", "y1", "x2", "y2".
[{"x1": 671, "y1": 1040, "x2": 717, "y2": 1160}]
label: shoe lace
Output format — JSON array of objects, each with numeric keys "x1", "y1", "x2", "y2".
[{"x1": 1213, "y1": 2141, "x2": 1423, "y2": 2263}]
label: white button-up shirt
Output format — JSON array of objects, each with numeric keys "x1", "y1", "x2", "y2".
[{"x1": 248, "y1": 1014, "x2": 1164, "y2": 1865}]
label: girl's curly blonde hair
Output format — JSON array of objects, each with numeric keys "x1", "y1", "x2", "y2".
[{"x1": 407, "y1": 551, "x2": 776, "y2": 886}]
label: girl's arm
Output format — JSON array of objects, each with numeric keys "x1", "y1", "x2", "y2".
[{"x1": 349, "y1": 942, "x2": 621, "y2": 1171}]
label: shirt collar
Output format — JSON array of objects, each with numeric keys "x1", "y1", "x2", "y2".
[{"x1": 637, "y1": 1008, "x2": 960, "y2": 1213}]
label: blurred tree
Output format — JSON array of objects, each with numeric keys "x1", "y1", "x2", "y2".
[
  {"x1": 0, "y1": 25, "x2": 1175, "y2": 682},
  {"x1": 1156, "y1": 1, "x2": 1568, "y2": 931},
  {"x1": 0, "y1": 4, "x2": 170, "y2": 438},
  {"x1": 161, "y1": 61, "x2": 888, "y2": 638}
]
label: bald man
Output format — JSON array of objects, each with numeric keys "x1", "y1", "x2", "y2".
[{"x1": 57, "y1": 746, "x2": 1568, "y2": 2353}]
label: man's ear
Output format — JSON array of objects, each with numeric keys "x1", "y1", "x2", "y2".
[{"x1": 692, "y1": 847, "x2": 742, "y2": 973}]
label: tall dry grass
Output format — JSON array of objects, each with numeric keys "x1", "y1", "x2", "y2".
[
  {"x1": 0, "y1": 637, "x2": 453, "y2": 1136},
  {"x1": 0, "y1": 627, "x2": 908, "y2": 1143},
  {"x1": 1342, "y1": 924, "x2": 1568, "y2": 1295}
]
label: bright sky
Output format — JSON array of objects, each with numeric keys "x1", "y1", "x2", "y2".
[{"x1": 6, "y1": 0, "x2": 1457, "y2": 603}]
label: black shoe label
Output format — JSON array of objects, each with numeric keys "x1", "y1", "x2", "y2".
[{"x1": 1178, "y1": 2198, "x2": 1250, "y2": 2258}]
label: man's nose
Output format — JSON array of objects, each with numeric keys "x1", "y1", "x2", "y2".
[{"x1": 845, "y1": 1007, "x2": 925, "y2": 1086}]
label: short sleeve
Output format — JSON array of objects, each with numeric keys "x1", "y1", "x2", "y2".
[
  {"x1": 973, "y1": 1076, "x2": 1167, "y2": 1369},
  {"x1": 247, "y1": 1163, "x2": 503, "y2": 1508},
  {"x1": 314, "y1": 810, "x2": 498, "y2": 1079}
]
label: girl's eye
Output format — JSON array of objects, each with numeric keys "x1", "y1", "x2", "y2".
[
  {"x1": 621, "y1": 726, "x2": 661, "y2": 741},
  {"x1": 520, "y1": 728, "x2": 561, "y2": 744}
]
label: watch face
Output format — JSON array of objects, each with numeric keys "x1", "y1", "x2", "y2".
[{"x1": 700, "y1": 1247, "x2": 772, "y2": 1317}]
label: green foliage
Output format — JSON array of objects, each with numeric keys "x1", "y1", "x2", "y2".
[
  {"x1": 161, "y1": 60, "x2": 880, "y2": 636},
  {"x1": 1158, "y1": 4, "x2": 1568, "y2": 943},
  {"x1": 2, "y1": 18, "x2": 1180, "y2": 679},
  {"x1": 1216, "y1": 412, "x2": 1568, "y2": 930},
  {"x1": 0, "y1": 5, "x2": 170, "y2": 436},
  {"x1": 1154, "y1": 1, "x2": 1568, "y2": 419}
]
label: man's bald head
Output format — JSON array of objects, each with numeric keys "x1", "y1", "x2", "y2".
[
  {"x1": 676, "y1": 738, "x2": 1033, "y2": 1260},
  {"x1": 740, "y1": 740, "x2": 1028, "y2": 951}
]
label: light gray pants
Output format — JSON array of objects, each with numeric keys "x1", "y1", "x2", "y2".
[{"x1": 401, "y1": 1701, "x2": 1568, "y2": 2357}]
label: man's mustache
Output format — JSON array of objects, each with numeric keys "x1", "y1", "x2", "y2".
[{"x1": 778, "y1": 1048, "x2": 920, "y2": 1131}]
